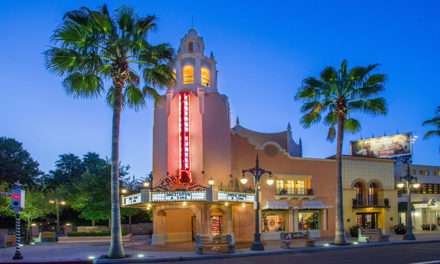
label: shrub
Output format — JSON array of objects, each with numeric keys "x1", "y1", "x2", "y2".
[
  {"x1": 393, "y1": 223, "x2": 407, "y2": 235},
  {"x1": 349, "y1": 225, "x2": 360, "y2": 237}
]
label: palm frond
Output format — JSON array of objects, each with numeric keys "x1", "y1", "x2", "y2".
[
  {"x1": 327, "y1": 126, "x2": 336, "y2": 141},
  {"x1": 423, "y1": 130, "x2": 440, "y2": 139},
  {"x1": 124, "y1": 84, "x2": 145, "y2": 110},
  {"x1": 344, "y1": 118, "x2": 361, "y2": 133},
  {"x1": 63, "y1": 72, "x2": 103, "y2": 98}
]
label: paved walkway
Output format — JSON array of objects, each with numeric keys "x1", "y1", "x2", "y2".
[{"x1": 1, "y1": 232, "x2": 440, "y2": 263}]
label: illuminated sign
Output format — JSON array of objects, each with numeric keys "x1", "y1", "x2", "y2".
[
  {"x1": 151, "y1": 191, "x2": 206, "y2": 202},
  {"x1": 122, "y1": 193, "x2": 142, "y2": 206},
  {"x1": 351, "y1": 133, "x2": 412, "y2": 158},
  {"x1": 217, "y1": 191, "x2": 255, "y2": 202},
  {"x1": 179, "y1": 92, "x2": 191, "y2": 183}
]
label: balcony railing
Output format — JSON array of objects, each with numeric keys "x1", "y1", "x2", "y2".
[
  {"x1": 275, "y1": 188, "x2": 314, "y2": 197},
  {"x1": 352, "y1": 198, "x2": 390, "y2": 208}
]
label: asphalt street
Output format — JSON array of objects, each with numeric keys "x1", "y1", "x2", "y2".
[{"x1": 157, "y1": 242, "x2": 440, "y2": 264}]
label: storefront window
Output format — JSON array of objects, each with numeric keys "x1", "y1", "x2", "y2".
[
  {"x1": 263, "y1": 212, "x2": 287, "y2": 232},
  {"x1": 296, "y1": 180, "x2": 305, "y2": 195},
  {"x1": 298, "y1": 210, "x2": 320, "y2": 230}
]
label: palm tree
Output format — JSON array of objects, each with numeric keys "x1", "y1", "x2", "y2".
[
  {"x1": 45, "y1": 5, "x2": 174, "y2": 258},
  {"x1": 423, "y1": 106, "x2": 440, "y2": 149},
  {"x1": 295, "y1": 60, "x2": 387, "y2": 245}
]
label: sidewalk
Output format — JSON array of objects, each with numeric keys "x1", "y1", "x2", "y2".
[{"x1": 1, "y1": 233, "x2": 440, "y2": 263}]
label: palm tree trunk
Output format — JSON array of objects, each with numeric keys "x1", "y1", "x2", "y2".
[
  {"x1": 334, "y1": 116, "x2": 347, "y2": 245},
  {"x1": 108, "y1": 85, "x2": 125, "y2": 258}
]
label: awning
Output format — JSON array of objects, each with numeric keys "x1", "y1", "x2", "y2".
[
  {"x1": 300, "y1": 200, "x2": 330, "y2": 209},
  {"x1": 263, "y1": 201, "x2": 290, "y2": 210}
]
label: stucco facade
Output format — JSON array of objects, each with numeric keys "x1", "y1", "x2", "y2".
[{"x1": 341, "y1": 156, "x2": 398, "y2": 234}]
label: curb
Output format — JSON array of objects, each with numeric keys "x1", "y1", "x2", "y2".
[{"x1": 94, "y1": 239, "x2": 440, "y2": 263}]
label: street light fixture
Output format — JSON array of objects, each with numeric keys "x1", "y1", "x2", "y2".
[
  {"x1": 48, "y1": 198, "x2": 66, "y2": 234},
  {"x1": 241, "y1": 154, "x2": 273, "y2": 251},
  {"x1": 397, "y1": 164, "x2": 419, "y2": 240}
]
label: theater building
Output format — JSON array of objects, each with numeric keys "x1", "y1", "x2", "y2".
[{"x1": 122, "y1": 29, "x2": 398, "y2": 244}]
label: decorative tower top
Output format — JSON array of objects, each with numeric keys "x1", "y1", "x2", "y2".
[{"x1": 172, "y1": 28, "x2": 218, "y2": 92}]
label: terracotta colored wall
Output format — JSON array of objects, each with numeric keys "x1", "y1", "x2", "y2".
[{"x1": 231, "y1": 134, "x2": 337, "y2": 237}]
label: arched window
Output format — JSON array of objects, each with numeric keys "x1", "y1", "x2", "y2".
[
  {"x1": 354, "y1": 182, "x2": 364, "y2": 205},
  {"x1": 368, "y1": 182, "x2": 379, "y2": 206},
  {"x1": 201, "y1": 67, "x2": 210, "y2": 86},
  {"x1": 183, "y1": 65, "x2": 194, "y2": 85}
]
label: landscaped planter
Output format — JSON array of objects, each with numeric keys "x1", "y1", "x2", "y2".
[{"x1": 58, "y1": 233, "x2": 132, "y2": 243}]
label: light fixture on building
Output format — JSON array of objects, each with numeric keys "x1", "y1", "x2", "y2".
[
  {"x1": 224, "y1": 202, "x2": 229, "y2": 206},
  {"x1": 65, "y1": 223, "x2": 71, "y2": 226},
  {"x1": 182, "y1": 201, "x2": 188, "y2": 206},
  {"x1": 396, "y1": 183, "x2": 405, "y2": 188},
  {"x1": 137, "y1": 254, "x2": 145, "y2": 258},
  {"x1": 121, "y1": 188, "x2": 128, "y2": 194},
  {"x1": 31, "y1": 223, "x2": 37, "y2": 227},
  {"x1": 241, "y1": 203, "x2": 246, "y2": 208},
  {"x1": 412, "y1": 183, "x2": 421, "y2": 189},
  {"x1": 143, "y1": 181, "x2": 150, "y2": 188}
]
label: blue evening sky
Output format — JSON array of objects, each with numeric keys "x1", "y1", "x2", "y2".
[{"x1": 1, "y1": 0, "x2": 439, "y2": 178}]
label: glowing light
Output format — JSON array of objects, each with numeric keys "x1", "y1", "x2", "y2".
[
  {"x1": 201, "y1": 67, "x2": 210, "y2": 86},
  {"x1": 143, "y1": 182, "x2": 150, "y2": 188},
  {"x1": 137, "y1": 254, "x2": 145, "y2": 258},
  {"x1": 49, "y1": 200, "x2": 55, "y2": 204},
  {"x1": 413, "y1": 211, "x2": 421, "y2": 217},
  {"x1": 241, "y1": 203, "x2": 246, "y2": 208},
  {"x1": 31, "y1": 223, "x2": 37, "y2": 227},
  {"x1": 182, "y1": 201, "x2": 188, "y2": 206},
  {"x1": 208, "y1": 179, "x2": 214, "y2": 186},
  {"x1": 352, "y1": 241, "x2": 359, "y2": 245},
  {"x1": 266, "y1": 178, "x2": 274, "y2": 186},
  {"x1": 412, "y1": 183, "x2": 421, "y2": 189},
  {"x1": 397, "y1": 183, "x2": 404, "y2": 189},
  {"x1": 179, "y1": 92, "x2": 191, "y2": 183},
  {"x1": 65, "y1": 223, "x2": 71, "y2": 226},
  {"x1": 240, "y1": 177, "x2": 248, "y2": 185},
  {"x1": 121, "y1": 189, "x2": 128, "y2": 194},
  {"x1": 88, "y1": 256, "x2": 96, "y2": 260},
  {"x1": 224, "y1": 202, "x2": 229, "y2": 206},
  {"x1": 60, "y1": 201, "x2": 66, "y2": 206},
  {"x1": 323, "y1": 243, "x2": 330, "y2": 247},
  {"x1": 183, "y1": 65, "x2": 194, "y2": 84},
  {"x1": 30, "y1": 242, "x2": 35, "y2": 245}
]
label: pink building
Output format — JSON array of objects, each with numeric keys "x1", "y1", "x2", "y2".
[{"x1": 123, "y1": 29, "x2": 338, "y2": 244}]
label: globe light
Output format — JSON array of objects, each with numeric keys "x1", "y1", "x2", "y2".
[
  {"x1": 49, "y1": 200, "x2": 55, "y2": 204},
  {"x1": 121, "y1": 188, "x2": 128, "y2": 194},
  {"x1": 224, "y1": 202, "x2": 229, "y2": 207},
  {"x1": 60, "y1": 201, "x2": 66, "y2": 206},
  {"x1": 182, "y1": 201, "x2": 188, "y2": 206},
  {"x1": 412, "y1": 183, "x2": 421, "y2": 189},
  {"x1": 208, "y1": 178, "x2": 215, "y2": 186},
  {"x1": 396, "y1": 183, "x2": 405, "y2": 189},
  {"x1": 266, "y1": 178, "x2": 274, "y2": 186},
  {"x1": 143, "y1": 181, "x2": 150, "y2": 188},
  {"x1": 240, "y1": 177, "x2": 248, "y2": 185}
]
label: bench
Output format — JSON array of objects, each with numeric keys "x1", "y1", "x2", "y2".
[
  {"x1": 358, "y1": 228, "x2": 389, "y2": 243},
  {"x1": 39, "y1": 231, "x2": 57, "y2": 242},
  {"x1": 280, "y1": 231, "x2": 315, "y2": 248},
  {"x1": 195, "y1": 234, "x2": 235, "y2": 254}
]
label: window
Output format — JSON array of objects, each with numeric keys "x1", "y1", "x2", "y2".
[
  {"x1": 296, "y1": 180, "x2": 305, "y2": 194},
  {"x1": 368, "y1": 182, "x2": 379, "y2": 205},
  {"x1": 276, "y1": 180, "x2": 286, "y2": 195},
  {"x1": 183, "y1": 65, "x2": 194, "y2": 84},
  {"x1": 298, "y1": 211, "x2": 320, "y2": 230},
  {"x1": 263, "y1": 213, "x2": 287, "y2": 232},
  {"x1": 276, "y1": 179, "x2": 305, "y2": 195},
  {"x1": 354, "y1": 182, "x2": 365, "y2": 204},
  {"x1": 286, "y1": 180, "x2": 295, "y2": 194},
  {"x1": 201, "y1": 67, "x2": 210, "y2": 86}
]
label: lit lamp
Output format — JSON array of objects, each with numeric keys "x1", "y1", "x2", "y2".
[
  {"x1": 208, "y1": 178, "x2": 215, "y2": 186},
  {"x1": 121, "y1": 188, "x2": 128, "y2": 194},
  {"x1": 143, "y1": 181, "x2": 150, "y2": 188},
  {"x1": 396, "y1": 183, "x2": 405, "y2": 189},
  {"x1": 241, "y1": 154, "x2": 272, "y2": 251}
]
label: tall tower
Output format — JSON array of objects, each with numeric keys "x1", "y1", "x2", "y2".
[{"x1": 152, "y1": 29, "x2": 231, "y2": 189}]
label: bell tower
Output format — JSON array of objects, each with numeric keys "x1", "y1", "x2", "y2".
[{"x1": 152, "y1": 29, "x2": 231, "y2": 189}]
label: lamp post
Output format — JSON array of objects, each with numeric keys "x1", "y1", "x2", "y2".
[
  {"x1": 241, "y1": 154, "x2": 273, "y2": 251},
  {"x1": 397, "y1": 164, "x2": 420, "y2": 240},
  {"x1": 49, "y1": 199, "x2": 66, "y2": 234}
]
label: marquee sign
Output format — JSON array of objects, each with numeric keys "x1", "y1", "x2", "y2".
[
  {"x1": 122, "y1": 193, "x2": 142, "y2": 206},
  {"x1": 151, "y1": 191, "x2": 207, "y2": 202},
  {"x1": 217, "y1": 191, "x2": 255, "y2": 202}
]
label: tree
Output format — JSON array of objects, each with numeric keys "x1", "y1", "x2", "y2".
[
  {"x1": 20, "y1": 189, "x2": 51, "y2": 243},
  {"x1": 0, "y1": 137, "x2": 42, "y2": 186},
  {"x1": 423, "y1": 106, "x2": 440, "y2": 151},
  {"x1": 45, "y1": 5, "x2": 174, "y2": 258},
  {"x1": 295, "y1": 60, "x2": 387, "y2": 245},
  {"x1": 43, "y1": 154, "x2": 84, "y2": 190}
]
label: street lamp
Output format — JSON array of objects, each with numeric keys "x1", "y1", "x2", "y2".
[
  {"x1": 241, "y1": 154, "x2": 273, "y2": 251},
  {"x1": 48, "y1": 198, "x2": 66, "y2": 234},
  {"x1": 397, "y1": 164, "x2": 420, "y2": 240}
]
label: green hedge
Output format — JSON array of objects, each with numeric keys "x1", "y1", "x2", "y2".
[{"x1": 67, "y1": 231, "x2": 128, "y2": 237}]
